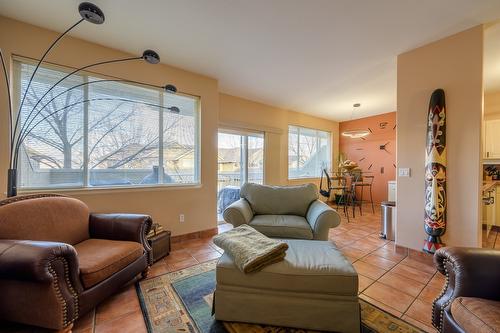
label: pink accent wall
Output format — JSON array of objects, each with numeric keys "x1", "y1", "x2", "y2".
[{"x1": 339, "y1": 112, "x2": 396, "y2": 204}]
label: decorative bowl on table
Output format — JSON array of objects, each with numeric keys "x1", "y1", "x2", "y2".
[{"x1": 339, "y1": 160, "x2": 358, "y2": 171}]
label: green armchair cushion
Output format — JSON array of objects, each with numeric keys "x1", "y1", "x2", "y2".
[{"x1": 240, "y1": 183, "x2": 318, "y2": 216}]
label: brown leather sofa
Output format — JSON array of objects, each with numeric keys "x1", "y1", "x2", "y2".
[
  {"x1": 432, "y1": 247, "x2": 500, "y2": 333},
  {"x1": 0, "y1": 194, "x2": 153, "y2": 332}
]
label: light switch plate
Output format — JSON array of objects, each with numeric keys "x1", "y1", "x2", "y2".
[{"x1": 398, "y1": 168, "x2": 411, "y2": 177}]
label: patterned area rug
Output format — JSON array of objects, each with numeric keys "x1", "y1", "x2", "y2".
[{"x1": 136, "y1": 260, "x2": 424, "y2": 333}]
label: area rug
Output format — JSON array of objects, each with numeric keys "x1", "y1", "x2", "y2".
[{"x1": 136, "y1": 260, "x2": 424, "y2": 333}]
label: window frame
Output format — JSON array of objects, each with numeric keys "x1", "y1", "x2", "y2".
[
  {"x1": 287, "y1": 125, "x2": 332, "y2": 180},
  {"x1": 13, "y1": 56, "x2": 202, "y2": 192}
]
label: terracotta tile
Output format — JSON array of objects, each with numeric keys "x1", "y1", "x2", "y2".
[
  {"x1": 186, "y1": 244, "x2": 216, "y2": 256},
  {"x1": 347, "y1": 228, "x2": 372, "y2": 238},
  {"x1": 330, "y1": 226, "x2": 348, "y2": 235},
  {"x1": 359, "y1": 293, "x2": 403, "y2": 318},
  {"x1": 363, "y1": 236, "x2": 389, "y2": 248},
  {"x1": 96, "y1": 285, "x2": 140, "y2": 324},
  {"x1": 148, "y1": 261, "x2": 171, "y2": 278},
  {"x1": 353, "y1": 261, "x2": 387, "y2": 280},
  {"x1": 363, "y1": 282, "x2": 415, "y2": 313},
  {"x1": 95, "y1": 309, "x2": 147, "y2": 333},
  {"x1": 163, "y1": 249, "x2": 193, "y2": 264},
  {"x1": 183, "y1": 238, "x2": 213, "y2": 248},
  {"x1": 336, "y1": 233, "x2": 364, "y2": 243},
  {"x1": 168, "y1": 257, "x2": 199, "y2": 271},
  {"x1": 378, "y1": 271, "x2": 425, "y2": 297},
  {"x1": 391, "y1": 263, "x2": 434, "y2": 285},
  {"x1": 350, "y1": 240, "x2": 380, "y2": 252},
  {"x1": 341, "y1": 246, "x2": 370, "y2": 260},
  {"x1": 344, "y1": 254, "x2": 358, "y2": 263},
  {"x1": 192, "y1": 250, "x2": 222, "y2": 262},
  {"x1": 418, "y1": 285, "x2": 442, "y2": 304},
  {"x1": 372, "y1": 246, "x2": 407, "y2": 262},
  {"x1": 428, "y1": 272, "x2": 446, "y2": 291},
  {"x1": 402, "y1": 314, "x2": 438, "y2": 333},
  {"x1": 404, "y1": 299, "x2": 434, "y2": 329},
  {"x1": 408, "y1": 249, "x2": 435, "y2": 267},
  {"x1": 401, "y1": 257, "x2": 436, "y2": 275},
  {"x1": 73, "y1": 309, "x2": 95, "y2": 332},
  {"x1": 170, "y1": 242, "x2": 184, "y2": 251},
  {"x1": 330, "y1": 237, "x2": 352, "y2": 248},
  {"x1": 358, "y1": 274, "x2": 375, "y2": 293},
  {"x1": 360, "y1": 254, "x2": 398, "y2": 270}
]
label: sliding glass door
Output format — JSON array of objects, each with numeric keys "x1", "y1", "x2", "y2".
[{"x1": 217, "y1": 130, "x2": 264, "y2": 221}]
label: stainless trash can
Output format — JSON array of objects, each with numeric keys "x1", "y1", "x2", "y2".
[{"x1": 380, "y1": 201, "x2": 396, "y2": 241}]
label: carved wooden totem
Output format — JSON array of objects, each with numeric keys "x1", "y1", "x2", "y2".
[{"x1": 423, "y1": 89, "x2": 447, "y2": 254}]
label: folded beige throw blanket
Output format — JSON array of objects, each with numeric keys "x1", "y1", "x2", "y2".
[{"x1": 213, "y1": 225, "x2": 288, "y2": 273}]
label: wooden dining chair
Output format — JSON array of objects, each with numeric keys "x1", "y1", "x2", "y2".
[{"x1": 321, "y1": 169, "x2": 350, "y2": 222}]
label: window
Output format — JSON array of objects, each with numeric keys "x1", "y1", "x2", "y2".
[
  {"x1": 14, "y1": 59, "x2": 200, "y2": 190},
  {"x1": 288, "y1": 125, "x2": 331, "y2": 179}
]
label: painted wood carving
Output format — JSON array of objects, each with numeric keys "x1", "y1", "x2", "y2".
[{"x1": 423, "y1": 89, "x2": 447, "y2": 253}]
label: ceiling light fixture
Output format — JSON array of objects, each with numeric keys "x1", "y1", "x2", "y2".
[{"x1": 341, "y1": 103, "x2": 370, "y2": 138}]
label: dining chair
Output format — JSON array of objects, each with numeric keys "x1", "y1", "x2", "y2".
[
  {"x1": 321, "y1": 169, "x2": 350, "y2": 222},
  {"x1": 352, "y1": 175, "x2": 375, "y2": 216}
]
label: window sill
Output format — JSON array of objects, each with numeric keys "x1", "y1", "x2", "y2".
[
  {"x1": 288, "y1": 177, "x2": 321, "y2": 181},
  {"x1": 18, "y1": 183, "x2": 203, "y2": 196}
]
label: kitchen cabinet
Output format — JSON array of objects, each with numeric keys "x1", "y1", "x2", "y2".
[{"x1": 484, "y1": 119, "x2": 500, "y2": 159}]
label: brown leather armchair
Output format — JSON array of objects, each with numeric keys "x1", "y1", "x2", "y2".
[
  {"x1": 432, "y1": 247, "x2": 500, "y2": 333},
  {"x1": 0, "y1": 194, "x2": 152, "y2": 332}
]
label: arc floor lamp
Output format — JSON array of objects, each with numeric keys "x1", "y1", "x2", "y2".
[{"x1": 0, "y1": 2, "x2": 178, "y2": 197}]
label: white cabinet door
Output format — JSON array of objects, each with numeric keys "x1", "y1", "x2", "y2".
[{"x1": 484, "y1": 119, "x2": 500, "y2": 159}]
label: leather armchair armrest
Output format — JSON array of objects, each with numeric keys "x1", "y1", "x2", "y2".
[
  {"x1": 89, "y1": 213, "x2": 153, "y2": 264},
  {"x1": 0, "y1": 240, "x2": 81, "y2": 328},
  {"x1": 223, "y1": 199, "x2": 254, "y2": 227},
  {"x1": 0, "y1": 240, "x2": 80, "y2": 284},
  {"x1": 432, "y1": 247, "x2": 500, "y2": 330},
  {"x1": 306, "y1": 200, "x2": 341, "y2": 240}
]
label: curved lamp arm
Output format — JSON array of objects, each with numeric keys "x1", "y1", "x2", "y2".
[{"x1": 14, "y1": 97, "x2": 180, "y2": 168}]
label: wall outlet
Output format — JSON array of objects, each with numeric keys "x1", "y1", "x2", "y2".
[
  {"x1": 398, "y1": 168, "x2": 411, "y2": 177},
  {"x1": 179, "y1": 214, "x2": 185, "y2": 223}
]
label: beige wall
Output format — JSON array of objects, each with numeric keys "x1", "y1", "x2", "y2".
[
  {"x1": 0, "y1": 17, "x2": 219, "y2": 236},
  {"x1": 396, "y1": 25, "x2": 483, "y2": 250},
  {"x1": 219, "y1": 93, "x2": 340, "y2": 188},
  {"x1": 0, "y1": 16, "x2": 340, "y2": 236}
]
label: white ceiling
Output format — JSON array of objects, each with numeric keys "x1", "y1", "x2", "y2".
[{"x1": 1, "y1": 0, "x2": 500, "y2": 121}]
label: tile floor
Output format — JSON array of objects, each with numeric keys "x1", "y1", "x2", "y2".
[
  {"x1": 483, "y1": 227, "x2": 500, "y2": 249},
  {"x1": 3, "y1": 206, "x2": 444, "y2": 333}
]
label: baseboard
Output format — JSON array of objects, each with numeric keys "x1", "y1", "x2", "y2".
[{"x1": 171, "y1": 227, "x2": 218, "y2": 243}]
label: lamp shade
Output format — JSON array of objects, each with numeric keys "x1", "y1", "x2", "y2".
[
  {"x1": 143, "y1": 50, "x2": 160, "y2": 64},
  {"x1": 78, "y1": 2, "x2": 105, "y2": 24},
  {"x1": 164, "y1": 84, "x2": 177, "y2": 93}
]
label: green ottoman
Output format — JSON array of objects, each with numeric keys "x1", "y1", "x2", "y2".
[{"x1": 214, "y1": 239, "x2": 360, "y2": 333}]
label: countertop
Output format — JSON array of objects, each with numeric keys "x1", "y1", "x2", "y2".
[{"x1": 482, "y1": 181, "x2": 500, "y2": 194}]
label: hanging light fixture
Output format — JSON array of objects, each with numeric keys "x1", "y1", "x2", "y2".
[{"x1": 341, "y1": 103, "x2": 370, "y2": 138}]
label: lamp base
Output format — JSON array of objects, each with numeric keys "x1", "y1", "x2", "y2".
[{"x1": 7, "y1": 168, "x2": 17, "y2": 197}]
